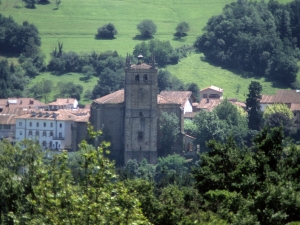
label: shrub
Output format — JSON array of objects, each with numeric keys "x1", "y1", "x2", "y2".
[
  {"x1": 137, "y1": 20, "x2": 157, "y2": 38},
  {"x1": 96, "y1": 23, "x2": 118, "y2": 39}
]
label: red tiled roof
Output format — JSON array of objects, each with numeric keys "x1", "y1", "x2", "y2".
[
  {"x1": 0, "y1": 108, "x2": 29, "y2": 125},
  {"x1": 93, "y1": 90, "x2": 181, "y2": 105},
  {"x1": 274, "y1": 90, "x2": 300, "y2": 103},
  {"x1": 159, "y1": 91, "x2": 192, "y2": 107},
  {"x1": 196, "y1": 98, "x2": 222, "y2": 111},
  {"x1": 93, "y1": 90, "x2": 125, "y2": 104},
  {"x1": 291, "y1": 103, "x2": 300, "y2": 111},
  {"x1": 130, "y1": 63, "x2": 152, "y2": 69},
  {"x1": 15, "y1": 109, "x2": 89, "y2": 122},
  {"x1": 261, "y1": 95, "x2": 275, "y2": 104},
  {"x1": 0, "y1": 98, "x2": 46, "y2": 109},
  {"x1": 48, "y1": 98, "x2": 77, "y2": 106}
]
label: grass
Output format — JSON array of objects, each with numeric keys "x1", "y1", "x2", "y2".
[
  {"x1": 29, "y1": 72, "x2": 98, "y2": 105},
  {"x1": 0, "y1": 0, "x2": 295, "y2": 103}
]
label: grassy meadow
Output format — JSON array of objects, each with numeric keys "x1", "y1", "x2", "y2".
[{"x1": 0, "y1": 0, "x2": 296, "y2": 103}]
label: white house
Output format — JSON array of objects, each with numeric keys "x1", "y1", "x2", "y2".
[
  {"x1": 15, "y1": 109, "x2": 89, "y2": 151},
  {"x1": 47, "y1": 98, "x2": 78, "y2": 110}
]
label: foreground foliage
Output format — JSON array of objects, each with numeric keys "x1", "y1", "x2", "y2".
[{"x1": 0, "y1": 138, "x2": 150, "y2": 224}]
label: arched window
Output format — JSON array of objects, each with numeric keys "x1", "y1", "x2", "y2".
[
  {"x1": 143, "y1": 74, "x2": 148, "y2": 81},
  {"x1": 135, "y1": 74, "x2": 139, "y2": 81}
]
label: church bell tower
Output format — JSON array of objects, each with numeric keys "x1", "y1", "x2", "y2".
[{"x1": 124, "y1": 54, "x2": 158, "y2": 164}]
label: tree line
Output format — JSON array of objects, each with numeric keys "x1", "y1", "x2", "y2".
[{"x1": 194, "y1": 0, "x2": 300, "y2": 86}]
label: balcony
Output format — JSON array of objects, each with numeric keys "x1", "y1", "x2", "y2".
[{"x1": 52, "y1": 136, "x2": 65, "y2": 140}]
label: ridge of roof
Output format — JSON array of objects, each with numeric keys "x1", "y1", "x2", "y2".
[{"x1": 200, "y1": 85, "x2": 223, "y2": 92}]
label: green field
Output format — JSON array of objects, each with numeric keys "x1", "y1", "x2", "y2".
[{"x1": 0, "y1": 0, "x2": 296, "y2": 103}]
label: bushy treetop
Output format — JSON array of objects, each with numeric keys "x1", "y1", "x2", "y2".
[{"x1": 137, "y1": 19, "x2": 157, "y2": 38}]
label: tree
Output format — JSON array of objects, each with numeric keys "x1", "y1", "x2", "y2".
[
  {"x1": 92, "y1": 68, "x2": 124, "y2": 98},
  {"x1": 55, "y1": 0, "x2": 61, "y2": 9},
  {"x1": 23, "y1": 0, "x2": 37, "y2": 8},
  {"x1": 159, "y1": 112, "x2": 180, "y2": 153},
  {"x1": 263, "y1": 104, "x2": 296, "y2": 136},
  {"x1": 186, "y1": 82, "x2": 199, "y2": 99},
  {"x1": 174, "y1": 21, "x2": 190, "y2": 38},
  {"x1": 246, "y1": 81, "x2": 263, "y2": 130},
  {"x1": 214, "y1": 98, "x2": 249, "y2": 144},
  {"x1": 55, "y1": 82, "x2": 83, "y2": 101},
  {"x1": 193, "y1": 110, "x2": 229, "y2": 151},
  {"x1": 29, "y1": 79, "x2": 53, "y2": 103},
  {"x1": 96, "y1": 23, "x2": 118, "y2": 39},
  {"x1": 137, "y1": 20, "x2": 157, "y2": 38}
]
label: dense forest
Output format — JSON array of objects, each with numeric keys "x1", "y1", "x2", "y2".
[{"x1": 194, "y1": 0, "x2": 300, "y2": 86}]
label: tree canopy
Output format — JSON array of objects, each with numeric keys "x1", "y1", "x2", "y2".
[
  {"x1": 137, "y1": 20, "x2": 157, "y2": 38},
  {"x1": 96, "y1": 23, "x2": 118, "y2": 39},
  {"x1": 174, "y1": 21, "x2": 190, "y2": 38},
  {"x1": 194, "y1": 0, "x2": 299, "y2": 85}
]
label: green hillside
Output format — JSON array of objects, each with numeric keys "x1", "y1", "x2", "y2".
[{"x1": 0, "y1": 0, "x2": 296, "y2": 103}]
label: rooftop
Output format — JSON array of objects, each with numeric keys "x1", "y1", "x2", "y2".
[
  {"x1": 200, "y1": 85, "x2": 223, "y2": 93},
  {"x1": 159, "y1": 91, "x2": 192, "y2": 107}
]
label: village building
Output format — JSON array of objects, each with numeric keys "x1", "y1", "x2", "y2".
[
  {"x1": 47, "y1": 98, "x2": 78, "y2": 110},
  {"x1": 90, "y1": 55, "x2": 196, "y2": 165},
  {"x1": 15, "y1": 109, "x2": 89, "y2": 151},
  {"x1": 260, "y1": 89, "x2": 300, "y2": 130},
  {"x1": 0, "y1": 98, "x2": 46, "y2": 141}
]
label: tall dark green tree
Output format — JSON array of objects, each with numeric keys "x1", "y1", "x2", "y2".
[
  {"x1": 159, "y1": 112, "x2": 180, "y2": 153},
  {"x1": 137, "y1": 20, "x2": 157, "y2": 38},
  {"x1": 246, "y1": 81, "x2": 262, "y2": 130}
]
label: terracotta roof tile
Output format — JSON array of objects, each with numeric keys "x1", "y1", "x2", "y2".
[
  {"x1": 0, "y1": 98, "x2": 46, "y2": 109},
  {"x1": 0, "y1": 108, "x2": 29, "y2": 125},
  {"x1": 93, "y1": 90, "x2": 125, "y2": 104},
  {"x1": 48, "y1": 98, "x2": 77, "y2": 106},
  {"x1": 157, "y1": 94, "x2": 180, "y2": 105},
  {"x1": 261, "y1": 95, "x2": 275, "y2": 103},
  {"x1": 291, "y1": 103, "x2": 300, "y2": 111},
  {"x1": 159, "y1": 91, "x2": 192, "y2": 107},
  {"x1": 15, "y1": 109, "x2": 89, "y2": 122},
  {"x1": 196, "y1": 98, "x2": 222, "y2": 111},
  {"x1": 130, "y1": 63, "x2": 152, "y2": 69},
  {"x1": 274, "y1": 90, "x2": 300, "y2": 103}
]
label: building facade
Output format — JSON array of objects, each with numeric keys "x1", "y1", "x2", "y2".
[{"x1": 15, "y1": 109, "x2": 89, "y2": 151}]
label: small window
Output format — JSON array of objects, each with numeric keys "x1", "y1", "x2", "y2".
[
  {"x1": 139, "y1": 111, "x2": 144, "y2": 117},
  {"x1": 135, "y1": 74, "x2": 140, "y2": 82},
  {"x1": 143, "y1": 74, "x2": 148, "y2": 81},
  {"x1": 138, "y1": 131, "x2": 143, "y2": 140},
  {"x1": 29, "y1": 122, "x2": 32, "y2": 127},
  {"x1": 20, "y1": 131, "x2": 22, "y2": 135},
  {"x1": 19, "y1": 122, "x2": 22, "y2": 126},
  {"x1": 49, "y1": 141, "x2": 52, "y2": 147},
  {"x1": 3, "y1": 125, "x2": 10, "y2": 129},
  {"x1": 42, "y1": 141, "x2": 46, "y2": 147},
  {"x1": 50, "y1": 131, "x2": 53, "y2": 137},
  {"x1": 35, "y1": 131, "x2": 39, "y2": 136},
  {"x1": 59, "y1": 132, "x2": 62, "y2": 138},
  {"x1": 28, "y1": 130, "x2": 32, "y2": 136},
  {"x1": 44, "y1": 122, "x2": 46, "y2": 127},
  {"x1": 203, "y1": 94, "x2": 207, "y2": 98},
  {"x1": 59, "y1": 123, "x2": 62, "y2": 128},
  {"x1": 42, "y1": 131, "x2": 46, "y2": 137},
  {"x1": 50, "y1": 123, "x2": 53, "y2": 127},
  {"x1": 36, "y1": 122, "x2": 39, "y2": 127}
]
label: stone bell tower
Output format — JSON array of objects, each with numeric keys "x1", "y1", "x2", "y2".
[{"x1": 124, "y1": 54, "x2": 158, "y2": 164}]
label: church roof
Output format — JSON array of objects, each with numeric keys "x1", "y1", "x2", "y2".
[
  {"x1": 93, "y1": 90, "x2": 181, "y2": 105},
  {"x1": 93, "y1": 90, "x2": 124, "y2": 104},
  {"x1": 159, "y1": 91, "x2": 192, "y2": 107},
  {"x1": 130, "y1": 63, "x2": 152, "y2": 69}
]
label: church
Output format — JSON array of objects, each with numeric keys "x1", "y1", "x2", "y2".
[{"x1": 90, "y1": 55, "x2": 195, "y2": 165}]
